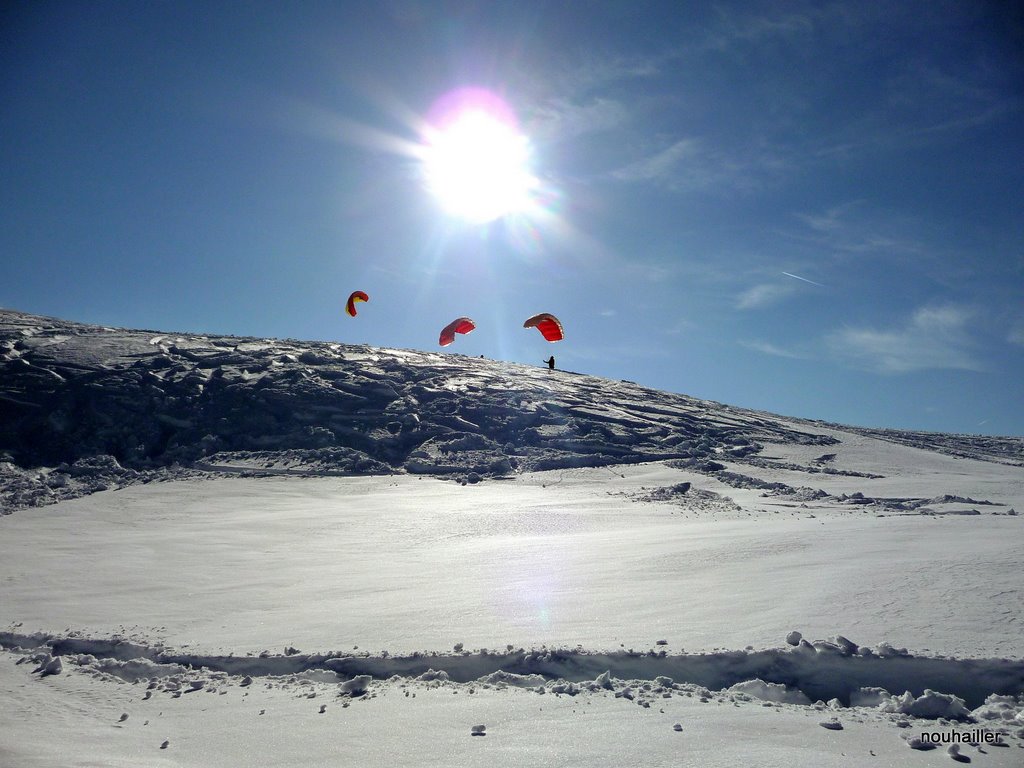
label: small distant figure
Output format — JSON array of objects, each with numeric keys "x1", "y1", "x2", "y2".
[{"x1": 544, "y1": 355, "x2": 555, "y2": 370}]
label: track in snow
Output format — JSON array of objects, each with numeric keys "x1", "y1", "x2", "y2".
[{"x1": 4, "y1": 632, "x2": 1023, "y2": 712}]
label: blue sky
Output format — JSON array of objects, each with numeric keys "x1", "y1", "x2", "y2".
[{"x1": 3, "y1": 1, "x2": 1023, "y2": 435}]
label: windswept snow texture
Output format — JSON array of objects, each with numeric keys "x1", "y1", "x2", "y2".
[
  {"x1": 2, "y1": 308, "x2": 863, "y2": 509},
  {"x1": 2, "y1": 309, "x2": 1024, "y2": 766},
  {"x1": 3, "y1": 309, "x2": 1020, "y2": 514}
]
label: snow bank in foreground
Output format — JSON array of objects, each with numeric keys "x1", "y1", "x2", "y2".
[
  {"x1": 5, "y1": 628, "x2": 1024, "y2": 768},
  {"x1": 4, "y1": 631, "x2": 1023, "y2": 721}
]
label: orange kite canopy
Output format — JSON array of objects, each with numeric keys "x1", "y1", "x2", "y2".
[
  {"x1": 523, "y1": 312, "x2": 564, "y2": 342},
  {"x1": 439, "y1": 316, "x2": 476, "y2": 347},
  {"x1": 345, "y1": 290, "x2": 369, "y2": 317}
]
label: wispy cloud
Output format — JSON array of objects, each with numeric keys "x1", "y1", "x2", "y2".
[
  {"x1": 704, "y1": 8, "x2": 815, "y2": 49},
  {"x1": 611, "y1": 139, "x2": 699, "y2": 184},
  {"x1": 608, "y1": 257, "x2": 682, "y2": 284},
  {"x1": 827, "y1": 305, "x2": 984, "y2": 373},
  {"x1": 528, "y1": 98, "x2": 629, "y2": 143},
  {"x1": 664, "y1": 318, "x2": 696, "y2": 336},
  {"x1": 740, "y1": 340, "x2": 805, "y2": 359},
  {"x1": 887, "y1": 57, "x2": 1014, "y2": 127},
  {"x1": 810, "y1": 55, "x2": 1019, "y2": 161},
  {"x1": 609, "y1": 137, "x2": 792, "y2": 193},
  {"x1": 554, "y1": 52, "x2": 664, "y2": 97},
  {"x1": 1009, "y1": 326, "x2": 1024, "y2": 347},
  {"x1": 795, "y1": 201, "x2": 864, "y2": 235},
  {"x1": 736, "y1": 282, "x2": 796, "y2": 310},
  {"x1": 789, "y1": 202, "x2": 927, "y2": 262}
]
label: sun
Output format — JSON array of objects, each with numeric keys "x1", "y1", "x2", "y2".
[{"x1": 420, "y1": 90, "x2": 538, "y2": 224}]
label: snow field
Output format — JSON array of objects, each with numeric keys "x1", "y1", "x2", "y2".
[
  {"x1": 3, "y1": 469, "x2": 1023, "y2": 657},
  {"x1": 3, "y1": 310, "x2": 1024, "y2": 765}
]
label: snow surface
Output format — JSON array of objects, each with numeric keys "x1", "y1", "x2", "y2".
[{"x1": 2, "y1": 309, "x2": 1023, "y2": 765}]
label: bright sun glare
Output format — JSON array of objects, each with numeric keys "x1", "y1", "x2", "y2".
[{"x1": 421, "y1": 90, "x2": 538, "y2": 224}]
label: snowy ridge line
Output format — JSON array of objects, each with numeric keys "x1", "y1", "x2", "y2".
[
  {"x1": 4, "y1": 632, "x2": 1023, "y2": 711},
  {"x1": 843, "y1": 425, "x2": 1024, "y2": 467},
  {"x1": 3, "y1": 308, "x2": 1022, "y2": 516},
  {"x1": 2, "y1": 309, "x2": 856, "y2": 501},
  {"x1": 191, "y1": 461, "x2": 368, "y2": 478}
]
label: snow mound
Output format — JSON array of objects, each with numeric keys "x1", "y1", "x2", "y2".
[
  {"x1": 477, "y1": 670, "x2": 548, "y2": 688},
  {"x1": 971, "y1": 694, "x2": 1024, "y2": 725},
  {"x1": 340, "y1": 675, "x2": 372, "y2": 696},
  {"x1": 878, "y1": 689, "x2": 972, "y2": 720},
  {"x1": 727, "y1": 679, "x2": 812, "y2": 705}
]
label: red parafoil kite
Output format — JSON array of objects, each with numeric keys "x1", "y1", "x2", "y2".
[
  {"x1": 439, "y1": 316, "x2": 476, "y2": 347},
  {"x1": 523, "y1": 312, "x2": 564, "y2": 342},
  {"x1": 346, "y1": 290, "x2": 369, "y2": 317}
]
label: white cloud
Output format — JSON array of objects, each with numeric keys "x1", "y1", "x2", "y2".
[
  {"x1": 740, "y1": 340, "x2": 804, "y2": 359},
  {"x1": 705, "y1": 9, "x2": 815, "y2": 49},
  {"x1": 1009, "y1": 326, "x2": 1024, "y2": 347},
  {"x1": 795, "y1": 201, "x2": 863, "y2": 235},
  {"x1": 528, "y1": 98, "x2": 629, "y2": 143},
  {"x1": 610, "y1": 134, "x2": 796, "y2": 193},
  {"x1": 827, "y1": 305, "x2": 984, "y2": 373},
  {"x1": 810, "y1": 58, "x2": 1012, "y2": 160},
  {"x1": 793, "y1": 202, "x2": 924, "y2": 256},
  {"x1": 555, "y1": 52, "x2": 664, "y2": 98},
  {"x1": 736, "y1": 283, "x2": 796, "y2": 310},
  {"x1": 664, "y1": 318, "x2": 696, "y2": 336},
  {"x1": 611, "y1": 139, "x2": 698, "y2": 184}
]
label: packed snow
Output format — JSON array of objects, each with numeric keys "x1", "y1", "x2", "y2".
[{"x1": 2, "y1": 309, "x2": 1023, "y2": 766}]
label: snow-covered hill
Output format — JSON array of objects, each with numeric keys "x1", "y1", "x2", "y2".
[
  {"x1": 2, "y1": 309, "x2": 1023, "y2": 766},
  {"x1": 2, "y1": 308, "x2": 1020, "y2": 513}
]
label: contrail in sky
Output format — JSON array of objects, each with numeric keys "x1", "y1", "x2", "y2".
[{"x1": 782, "y1": 271, "x2": 826, "y2": 287}]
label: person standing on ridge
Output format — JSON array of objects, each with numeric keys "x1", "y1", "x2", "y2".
[{"x1": 544, "y1": 356, "x2": 555, "y2": 370}]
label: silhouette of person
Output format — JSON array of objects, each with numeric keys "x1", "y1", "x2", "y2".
[{"x1": 544, "y1": 355, "x2": 555, "y2": 370}]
